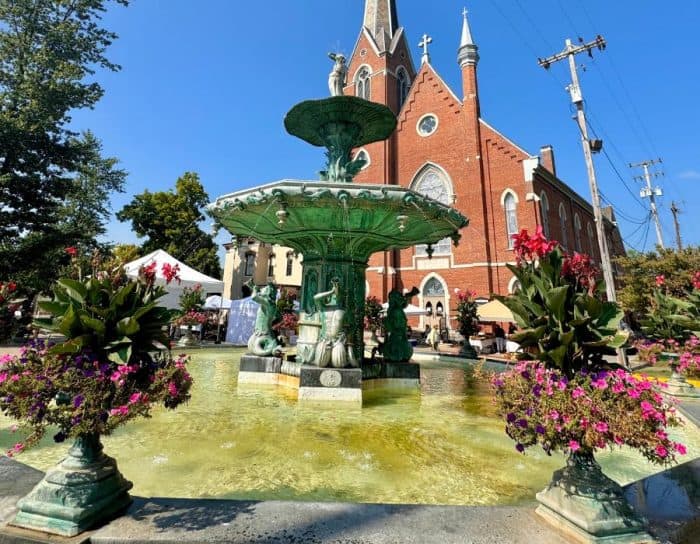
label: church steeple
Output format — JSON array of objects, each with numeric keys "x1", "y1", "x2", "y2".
[
  {"x1": 364, "y1": 0, "x2": 400, "y2": 53},
  {"x1": 457, "y1": 8, "x2": 479, "y2": 67}
]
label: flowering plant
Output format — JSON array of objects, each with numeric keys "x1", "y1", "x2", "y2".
[
  {"x1": 0, "y1": 341, "x2": 191, "y2": 455},
  {"x1": 173, "y1": 311, "x2": 208, "y2": 327},
  {"x1": 0, "y1": 280, "x2": 19, "y2": 342},
  {"x1": 178, "y1": 283, "x2": 204, "y2": 314},
  {"x1": 364, "y1": 296, "x2": 383, "y2": 332},
  {"x1": 496, "y1": 227, "x2": 627, "y2": 376},
  {"x1": 455, "y1": 289, "x2": 479, "y2": 339},
  {"x1": 0, "y1": 262, "x2": 193, "y2": 455},
  {"x1": 273, "y1": 311, "x2": 298, "y2": 332},
  {"x1": 493, "y1": 361, "x2": 685, "y2": 464}
]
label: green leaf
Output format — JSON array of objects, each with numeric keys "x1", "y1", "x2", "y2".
[
  {"x1": 78, "y1": 314, "x2": 106, "y2": 335},
  {"x1": 116, "y1": 317, "x2": 140, "y2": 336},
  {"x1": 607, "y1": 331, "x2": 630, "y2": 349},
  {"x1": 38, "y1": 300, "x2": 68, "y2": 317},
  {"x1": 108, "y1": 345, "x2": 132, "y2": 366},
  {"x1": 57, "y1": 304, "x2": 80, "y2": 338},
  {"x1": 112, "y1": 281, "x2": 136, "y2": 307},
  {"x1": 57, "y1": 278, "x2": 87, "y2": 303},
  {"x1": 546, "y1": 286, "x2": 569, "y2": 323},
  {"x1": 548, "y1": 345, "x2": 568, "y2": 366}
]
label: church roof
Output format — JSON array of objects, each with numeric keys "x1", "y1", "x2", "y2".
[{"x1": 364, "y1": 0, "x2": 400, "y2": 53}]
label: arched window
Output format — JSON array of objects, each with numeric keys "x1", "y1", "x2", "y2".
[
  {"x1": 397, "y1": 67, "x2": 410, "y2": 109},
  {"x1": 540, "y1": 192, "x2": 550, "y2": 238},
  {"x1": 412, "y1": 165, "x2": 453, "y2": 256},
  {"x1": 574, "y1": 214, "x2": 582, "y2": 252},
  {"x1": 267, "y1": 254, "x2": 275, "y2": 277},
  {"x1": 244, "y1": 252, "x2": 255, "y2": 276},
  {"x1": 355, "y1": 66, "x2": 371, "y2": 100},
  {"x1": 587, "y1": 223, "x2": 596, "y2": 257},
  {"x1": 504, "y1": 192, "x2": 518, "y2": 248},
  {"x1": 425, "y1": 301, "x2": 433, "y2": 316},
  {"x1": 285, "y1": 252, "x2": 294, "y2": 276},
  {"x1": 559, "y1": 204, "x2": 569, "y2": 249},
  {"x1": 354, "y1": 148, "x2": 370, "y2": 169},
  {"x1": 423, "y1": 277, "x2": 445, "y2": 296}
]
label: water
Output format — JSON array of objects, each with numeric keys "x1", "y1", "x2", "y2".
[{"x1": 2, "y1": 348, "x2": 699, "y2": 505}]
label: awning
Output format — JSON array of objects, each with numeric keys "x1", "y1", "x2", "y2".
[{"x1": 476, "y1": 300, "x2": 515, "y2": 323}]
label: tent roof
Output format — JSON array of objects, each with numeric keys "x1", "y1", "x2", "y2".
[
  {"x1": 477, "y1": 300, "x2": 515, "y2": 323},
  {"x1": 381, "y1": 302, "x2": 430, "y2": 316},
  {"x1": 123, "y1": 249, "x2": 224, "y2": 291}
]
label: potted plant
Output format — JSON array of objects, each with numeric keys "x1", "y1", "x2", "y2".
[
  {"x1": 639, "y1": 272, "x2": 700, "y2": 396},
  {"x1": 363, "y1": 295, "x2": 383, "y2": 345},
  {"x1": 492, "y1": 227, "x2": 685, "y2": 542},
  {"x1": 0, "y1": 260, "x2": 192, "y2": 536},
  {"x1": 455, "y1": 289, "x2": 479, "y2": 358},
  {"x1": 173, "y1": 310, "x2": 208, "y2": 346}
]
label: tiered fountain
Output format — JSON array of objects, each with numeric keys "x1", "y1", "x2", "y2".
[{"x1": 209, "y1": 55, "x2": 468, "y2": 402}]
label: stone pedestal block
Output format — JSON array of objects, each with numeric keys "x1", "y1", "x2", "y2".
[
  {"x1": 12, "y1": 434, "x2": 132, "y2": 537},
  {"x1": 298, "y1": 366, "x2": 362, "y2": 402},
  {"x1": 536, "y1": 451, "x2": 653, "y2": 543}
]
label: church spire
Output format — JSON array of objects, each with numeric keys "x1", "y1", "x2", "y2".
[
  {"x1": 363, "y1": 0, "x2": 400, "y2": 52},
  {"x1": 457, "y1": 7, "x2": 479, "y2": 67}
]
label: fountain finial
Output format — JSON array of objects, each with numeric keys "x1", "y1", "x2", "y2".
[{"x1": 328, "y1": 53, "x2": 347, "y2": 97}]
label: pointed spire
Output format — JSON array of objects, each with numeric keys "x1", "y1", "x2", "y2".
[
  {"x1": 363, "y1": 0, "x2": 400, "y2": 52},
  {"x1": 458, "y1": 7, "x2": 479, "y2": 67}
]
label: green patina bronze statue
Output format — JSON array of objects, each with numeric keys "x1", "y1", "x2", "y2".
[
  {"x1": 382, "y1": 287, "x2": 420, "y2": 362},
  {"x1": 247, "y1": 280, "x2": 281, "y2": 356},
  {"x1": 313, "y1": 278, "x2": 358, "y2": 368}
]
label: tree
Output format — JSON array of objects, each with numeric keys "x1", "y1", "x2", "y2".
[
  {"x1": 0, "y1": 0, "x2": 128, "y2": 292},
  {"x1": 615, "y1": 248, "x2": 700, "y2": 323},
  {"x1": 117, "y1": 172, "x2": 222, "y2": 278}
]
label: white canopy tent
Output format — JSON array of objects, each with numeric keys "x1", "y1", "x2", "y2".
[
  {"x1": 123, "y1": 249, "x2": 224, "y2": 310},
  {"x1": 203, "y1": 295, "x2": 233, "y2": 310},
  {"x1": 381, "y1": 302, "x2": 430, "y2": 316}
]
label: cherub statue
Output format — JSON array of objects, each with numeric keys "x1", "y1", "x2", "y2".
[
  {"x1": 328, "y1": 52, "x2": 347, "y2": 97},
  {"x1": 246, "y1": 280, "x2": 281, "y2": 356},
  {"x1": 381, "y1": 286, "x2": 420, "y2": 362},
  {"x1": 313, "y1": 278, "x2": 358, "y2": 368}
]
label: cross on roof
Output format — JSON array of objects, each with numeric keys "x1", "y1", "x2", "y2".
[
  {"x1": 419, "y1": 33, "x2": 433, "y2": 64},
  {"x1": 462, "y1": 7, "x2": 468, "y2": 18}
]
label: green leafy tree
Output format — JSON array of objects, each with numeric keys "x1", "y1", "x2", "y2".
[
  {"x1": 615, "y1": 247, "x2": 700, "y2": 322},
  {"x1": 0, "y1": 0, "x2": 129, "y2": 293},
  {"x1": 117, "y1": 172, "x2": 222, "y2": 278},
  {"x1": 456, "y1": 289, "x2": 479, "y2": 339}
]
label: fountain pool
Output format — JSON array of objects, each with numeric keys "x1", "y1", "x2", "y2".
[{"x1": 2, "y1": 348, "x2": 699, "y2": 505}]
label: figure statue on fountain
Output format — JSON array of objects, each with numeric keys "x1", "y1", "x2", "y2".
[
  {"x1": 328, "y1": 52, "x2": 347, "y2": 97},
  {"x1": 382, "y1": 287, "x2": 420, "y2": 362},
  {"x1": 246, "y1": 280, "x2": 281, "y2": 356},
  {"x1": 313, "y1": 278, "x2": 358, "y2": 368}
]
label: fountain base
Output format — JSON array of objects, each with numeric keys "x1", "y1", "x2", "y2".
[{"x1": 237, "y1": 355, "x2": 420, "y2": 403}]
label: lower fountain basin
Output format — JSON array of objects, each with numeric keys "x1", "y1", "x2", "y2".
[{"x1": 3, "y1": 348, "x2": 699, "y2": 505}]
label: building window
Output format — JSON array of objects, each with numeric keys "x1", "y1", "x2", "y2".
[
  {"x1": 354, "y1": 148, "x2": 370, "y2": 170},
  {"x1": 415, "y1": 237, "x2": 452, "y2": 256},
  {"x1": 267, "y1": 254, "x2": 275, "y2": 277},
  {"x1": 540, "y1": 192, "x2": 550, "y2": 238},
  {"x1": 397, "y1": 67, "x2": 410, "y2": 109},
  {"x1": 423, "y1": 277, "x2": 445, "y2": 296},
  {"x1": 559, "y1": 203, "x2": 569, "y2": 249},
  {"x1": 285, "y1": 252, "x2": 294, "y2": 276},
  {"x1": 412, "y1": 165, "x2": 453, "y2": 256},
  {"x1": 504, "y1": 192, "x2": 518, "y2": 248},
  {"x1": 417, "y1": 113, "x2": 438, "y2": 137},
  {"x1": 244, "y1": 252, "x2": 255, "y2": 277},
  {"x1": 587, "y1": 222, "x2": 596, "y2": 257},
  {"x1": 355, "y1": 66, "x2": 371, "y2": 100},
  {"x1": 574, "y1": 214, "x2": 582, "y2": 253}
]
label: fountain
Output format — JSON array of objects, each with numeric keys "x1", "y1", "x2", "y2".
[{"x1": 209, "y1": 55, "x2": 468, "y2": 402}]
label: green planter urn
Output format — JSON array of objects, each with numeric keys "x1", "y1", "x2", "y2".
[
  {"x1": 536, "y1": 450, "x2": 652, "y2": 543},
  {"x1": 12, "y1": 433, "x2": 132, "y2": 537}
]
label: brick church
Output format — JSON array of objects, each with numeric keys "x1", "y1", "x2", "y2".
[{"x1": 223, "y1": 0, "x2": 625, "y2": 333}]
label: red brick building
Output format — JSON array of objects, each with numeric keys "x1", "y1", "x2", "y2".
[{"x1": 348, "y1": 0, "x2": 624, "y2": 331}]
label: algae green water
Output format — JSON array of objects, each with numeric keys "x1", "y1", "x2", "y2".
[{"x1": 2, "y1": 348, "x2": 699, "y2": 505}]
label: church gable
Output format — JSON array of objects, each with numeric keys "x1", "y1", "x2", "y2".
[{"x1": 397, "y1": 64, "x2": 461, "y2": 130}]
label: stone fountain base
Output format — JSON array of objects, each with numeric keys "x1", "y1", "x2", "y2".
[{"x1": 237, "y1": 354, "x2": 420, "y2": 404}]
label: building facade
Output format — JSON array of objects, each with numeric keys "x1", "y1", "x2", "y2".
[{"x1": 222, "y1": 0, "x2": 625, "y2": 331}]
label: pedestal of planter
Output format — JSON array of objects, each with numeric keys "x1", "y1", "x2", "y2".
[
  {"x1": 666, "y1": 368, "x2": 700, "y2": 398},
  {"x1": 535, "y1": 451, "x2": 653, "y2": 543},
  {"x1": 12, "y1": 434, "x2": 132, "y2": 537},
  {"x1": 177, "y1": 327, "x2": 199, "y2": 347}
]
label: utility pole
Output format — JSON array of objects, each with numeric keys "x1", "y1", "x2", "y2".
[
  {"x1": 538, "y1": 36, "x2": 617, "y2": 302},
  {"x1": 630, "y1": 159, "x2": 665, "y2": 249},
  {"x1": 670, "y1": 201, "x2": 682, "y2": 251}
]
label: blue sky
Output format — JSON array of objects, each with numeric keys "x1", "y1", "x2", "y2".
[{"x1": 73, "y1": 0, "x2": 700, "y2": 257}]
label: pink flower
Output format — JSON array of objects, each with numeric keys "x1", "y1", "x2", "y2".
[
  {"x1": 109, "y1": 405, "x2": 129, "y2": 417},
  {"x1": 655, "y1": 445, "x2": 668, "y2": 458},
  {"x1": 611, "y1": 382, "x2": 625, "y2": 394},
  {"x1": 594, "y1": 421, "x2": 608, "y2": 433},
  {"x1": 168, "y1": 382, "x2": 178, "y2": 397},
  {"x1": 613, "y1": 436, "x2": 624, "y2": 445},
  {"x1": 572, "y1": 386, "x2": 586, "y2": 399},
  {"x1": 129, "y1": 392, "x2": 143, "y2": 404},
  {"x1": 548, "y1": 410, "x2": 560, "y2": 421},
  {"x1": 0, "y1": 372, "x2": 7, "y2": 384},
  {"x1": 627, "y1": 388, "x2": 640, "y2": 398},
  {"x1": 569, "y1": 440, "x2": 580, "y2": 452},
  {"x1": 675, "y1": 443, "x2": 687, "y2": 455},
  {"x1": 655, "y1": 274, "x2": 665, "y2": 287},
  {"x1": 591, "y1": 378, "x2": 608, "y2": 390}
]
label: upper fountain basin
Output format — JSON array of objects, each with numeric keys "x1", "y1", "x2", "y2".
[{"x1": 209, "y1": 180, "x2": 468, "y2": 259}]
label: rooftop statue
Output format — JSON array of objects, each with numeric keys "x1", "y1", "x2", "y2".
[{"x1": 328, "y1": 53, "x2": 347, "y2": 97}]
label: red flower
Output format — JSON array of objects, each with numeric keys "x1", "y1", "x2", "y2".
[
  {"x1": 655, "y1": 275, "x2": 665, "y2": 287},
  {"x1": 65, "y1": 247, "x2": 78, "y2": 257},
  {"x1": 692, "y1": 271, "x2": 700, "y2": 291},
  {"x1": 140, "y1": 262, "x2": 158, "y2": 284},
  {"x1": 161, "y1": 263, "x2": 181, "y2": 285},
  {"x1": 511, "y1": 226, "x2": 558, "y2": 263},
  {"x1": 562, "y1": 252, "x2": 599, "y2": 295}
]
